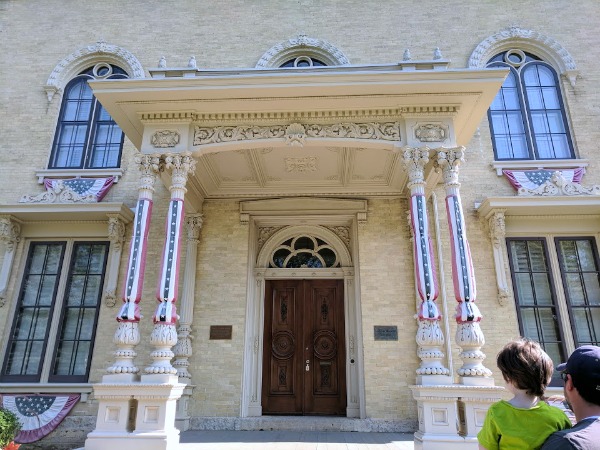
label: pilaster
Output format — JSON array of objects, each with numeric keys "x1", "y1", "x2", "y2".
[{"x1": 0, "y1": 215, "x2": 21, "y2": 307}]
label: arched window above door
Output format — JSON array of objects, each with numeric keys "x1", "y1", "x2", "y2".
[
  {"x1": 269, "y1": 234, "x2": 340, "y2": 268},
  {"x1": 255, "y1": 34, "x2": 349, "y2": 69}
]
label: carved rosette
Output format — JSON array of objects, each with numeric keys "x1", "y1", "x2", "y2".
[
  {"x1": 415, "y1": 320, "x2": 450, "y2": 375},
  {"x1": 135, "y1": 153, "x2": 162, "y2": 196},
  {"x1": 106, "y1": 322, "x2": 141, "y2": 374},
  {"x1": 0, "y1": 216, "x2": 21, "y2": 252},
  {"x1": 456, "y1": 322, "x2": 492, "y2": 377},
  {"x1": 145, "y1": 323, "x2": 178, "y2": 375},
  {"x1": 173, "y1": 324, "x2": 193, "y2": 380}
]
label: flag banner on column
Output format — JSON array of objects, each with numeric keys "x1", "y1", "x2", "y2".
[
  {"x1": 445, "y1": 194, "x2": 481, "y2": 322},
  {"x1": 410, "y1": 194, "x2": 440, "y2": 320},
  {"x1": 155, "y1": 198, "x2": 184, "y2": 324},
  {"x1": 44, "y1": 177, "x2": 114, "y2": 201},
  {"x1": 118, "y1": 198, "x2": 153, "y2": 322},
  {"x1": 1, "y1": 394, "x2": 80, "y2": 443},
  {"x1": 503, "y1": 168, "x2": 583, "y2": 191}
]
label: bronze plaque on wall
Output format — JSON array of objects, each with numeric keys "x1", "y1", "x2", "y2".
[
  {"x1": 209, "y1": 325, "x2": 232, "y2": 340},
  {"x1": 374, "y1": 325, "x2": 398, "y2": 341}
]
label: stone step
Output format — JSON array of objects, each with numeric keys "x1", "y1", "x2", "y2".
[{"x1": 188, "y1": 416, "x2": 415, "y2": 433}]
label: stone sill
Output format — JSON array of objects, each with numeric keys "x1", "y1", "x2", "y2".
[
  {"x1": 0, "y1": 383, "x2": 93, "y2": 401},
  {"x1": 491, "y1": 159, "x2": 589, "y2": 176}
]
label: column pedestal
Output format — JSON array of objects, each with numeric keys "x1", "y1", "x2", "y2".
[
  {"x1": 85, "y1": 375, "x2": 184, "y2": 450},
  {"x1": 411, "y1": 384, "x2": 504, "y2": 450}
]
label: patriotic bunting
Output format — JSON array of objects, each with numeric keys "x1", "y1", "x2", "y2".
[
  {"x1": 1, "y1": 394, "x2": 79, "y2": 444},
  {"x1": 503, "y1": 168, "x2": 583, "y2": 191},
  {"x1": 409, "y1": 194, "x2": 440, "y2": 320},
  {"x1": 44, "y1": 177, "x2": 114, "y2": 201},
  {"x1": 154, "y1": 198, "x2": 184, "y2": 324},
  {"x1": 118, "y1": 198, "x2": 153, "y2": 322},
  {"x1": 446, "y1": 194, "x2": 481, "y2": 323}
]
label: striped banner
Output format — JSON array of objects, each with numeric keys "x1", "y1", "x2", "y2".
[
  {"x1": 118, "y1": 198, "x2": 153, "y2": 322},
  {"x1": 410, "y1": 194, "x2": 440, "y2": 320},
  {"x1": 154, "y1": 198, "x2": 184, "y2": 324},
  {"x1": 445, "y1": 194, "x2": 481, "y2": 322}
]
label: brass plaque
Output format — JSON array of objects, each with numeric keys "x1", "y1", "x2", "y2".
[
  {"x1": 374, "y1": 325, "x2": 398, "y2": 341},
  {"x1": 210, "y1": 325, "x2": 233, "y2": 340}
]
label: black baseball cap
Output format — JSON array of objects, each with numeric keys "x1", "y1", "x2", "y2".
[{"x1": 557, "y1": 345, "x2": 600, "y2": 395}]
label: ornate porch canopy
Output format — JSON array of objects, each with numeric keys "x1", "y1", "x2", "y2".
[{"x1": 90, "y1": 63, "x2": 507, "y2": 205}]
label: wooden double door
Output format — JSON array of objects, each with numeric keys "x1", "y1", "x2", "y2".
[{"x1": 262, "y1": 279, "x2": 347, "y2": 415}]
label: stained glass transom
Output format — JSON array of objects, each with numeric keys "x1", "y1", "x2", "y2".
[{"x1": 270, "y1": 235, "x2": 339, "y2": 268}]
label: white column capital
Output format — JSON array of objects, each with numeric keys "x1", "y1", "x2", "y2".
[
  {"x1": 185, "y1": 213, "x2": 204, "y2": 242},
  {"x1": 401, "y1": 146, "x2": 430, "y2": 192},
  {"x1": 436, "y1": 146, "x2": 465, "y2": 190},
  {"x1": 164, "y1": 152, "x2": 197, "y2": 197},
  {"x1": 135, "y1": 152, "x2": 163, "y2": 197}
]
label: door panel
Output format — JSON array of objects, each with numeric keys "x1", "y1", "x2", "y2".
[{"x1": 262, "y1": 279, "x2": 346, "y2": 415}]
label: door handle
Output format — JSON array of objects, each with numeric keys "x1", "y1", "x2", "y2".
[{"x1": 305, "y1": 360, "x2": 310, "y2": 371}]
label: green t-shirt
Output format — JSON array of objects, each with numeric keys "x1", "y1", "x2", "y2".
[{"x1": 478, "y1": 400, "x2": 572, "y2": 450}]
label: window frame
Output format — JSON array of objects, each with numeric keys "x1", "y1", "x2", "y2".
[
  {"x1": 1, "y1": 239, "x2": 109, "y2": 383},
  {"x1": 487, "y1": 53, "x2": 575, "y2": 161},
  {"x1": 506, "y1": 235, "x2": 600, "y2": 386},
  {"x1": 48, "y1": 65, "x2": 126, "y2": 171}
]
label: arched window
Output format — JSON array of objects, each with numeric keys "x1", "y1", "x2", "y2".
[
  {"x1": 279, "y1": 56, "x2": 327, "y2": 68},
  {"x1": 270, "y1": 235, "x2": 340, "y2": 268},
  {"x1": 487, "y1": 50, "x2": 574, "y2": 160},
  {"x1": 50, "y1": 63, "x2": 127, "y2": 169}
]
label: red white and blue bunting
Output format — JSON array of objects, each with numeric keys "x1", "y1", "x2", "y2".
[
  {"x1": 445, "y1": 194, "x2": 481, "y2": 323},
  {"x1": 410, "y1": 194, "x2": 440, "y2": 320},
  {"x1": 1, "y1": 394, "x2": 79, "y2": 443},
  {"x1": 503, "y1": 168, "x2": 583, "y2": 191},
  {"x1": 44, "y1": 177, "x2": 114, "y2": 201},
  {"x1": 154, "y1": 199, "x2": 184, "y2": 324},
  {"x1": 118, "y1": 198, "x2": 153, "y2": 322}
]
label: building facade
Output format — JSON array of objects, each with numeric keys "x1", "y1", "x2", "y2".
[{"x1": 1, "y1": 1, "x2": 599, "y2": 449}]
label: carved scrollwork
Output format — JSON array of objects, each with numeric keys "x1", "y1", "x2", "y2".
[
  {"x1": 517, "y1": 171, "x2": 600, "y2": 196},
  {"x1": 151, "y1": 130, "x2": 180, "y2": 148},
  {"x1": 415, "y1": 124, "x2": 448, "y2": 143},
  {"x1": 193, "y1": 122, "x2": 401, "y2": 146},
  {"x1": 272, "y1": 331, "x2": 295, "y2": 359}
]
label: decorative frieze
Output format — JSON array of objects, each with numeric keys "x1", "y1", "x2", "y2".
[
  {"x1": 193, "y1": 122, "x2": 401, "y2": 146},
  {"x1": 151, "y1": 130, "x2": 181, "y2": 148},
  {"x1": 20, "y1": 180, "x2": 98, "y2": 203}
]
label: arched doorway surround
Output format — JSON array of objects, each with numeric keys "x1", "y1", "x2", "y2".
[{"x1": 240, "y1": 201, "x2": 366, "y2": 419}]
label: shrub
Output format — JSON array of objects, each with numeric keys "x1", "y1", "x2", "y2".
[{"x1": 0, "y1": 408, "x2": 21, "y2": 449}]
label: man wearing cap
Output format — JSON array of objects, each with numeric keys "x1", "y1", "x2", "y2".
[{"x1": 541, "y1": 345, "x2": 600, "y2": 449}]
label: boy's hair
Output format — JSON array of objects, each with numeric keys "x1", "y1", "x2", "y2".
[{"x1": 496, "y1": 338, "x2": 554, "y2": 397}]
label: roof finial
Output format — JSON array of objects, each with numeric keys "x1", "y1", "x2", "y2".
[
  {"x1": 158, "y1": 56, "x2": 166, "y2": 68},
  {"x1": 403, "y1": 49, "x2": 412, "y2": 61},
  {"x1": 433, "y1": 47, "x2": 443, "y2": 60},
  {"x1": 188, "y1": 56, "x2": 197, "y2": 69}
]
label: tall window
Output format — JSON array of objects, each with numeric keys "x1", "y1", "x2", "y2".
[
  {"x1": 50, "y1": 63, "x2": 126, "y2": 169},
  {"x1": 507, "y1": 237, "x2": 600, "y2": 383},
  {"x1": 1, "y1": 241, "x2": 109, "y2": 383},
  {"x1": 487, "y1": 50, "x2": 574, "y2": 160}
]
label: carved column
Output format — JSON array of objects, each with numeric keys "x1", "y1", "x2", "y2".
[
  {"x1": 402, "y1": 147, "x2": 450, "y2": 382},
  {"x1": 106, "y1": 153, "x2": 162, "y2": 380},
  {"x1": 173, "y1": 213, "x2": 203, "y2": 381},
  {"x1": 0, "y1": 216, "x2": 21, "y2": 307},
  {"x1": 436, "y1": 147, "x2": 492, "y2": 384},
  {"x1": 103, "y1": 215, "x2": 126, "y2": 307},
  {"x1": 145, "y1": 152, "x2": 196, "y2": 378},
  {"x1": 488, "y1": 210, "x2": 511, "y2": 306}
]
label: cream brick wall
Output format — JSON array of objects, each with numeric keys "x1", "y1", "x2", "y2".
[{"x1": 1, "y1": 0, "x2": 600, "y2": 444}]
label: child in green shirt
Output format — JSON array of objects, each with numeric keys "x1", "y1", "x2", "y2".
[{"x1": 478, "y1": 338, "x2": 572, "y2": 450}]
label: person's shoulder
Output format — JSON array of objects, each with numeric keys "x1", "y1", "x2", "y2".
[{"x1": 540, "y1": 430, "x2": 573, "y2": 450}]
